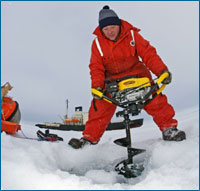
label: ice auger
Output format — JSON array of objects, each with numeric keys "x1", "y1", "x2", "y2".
[{"x1": 92, "y1": 72, "x2": 169, "y2": 178}]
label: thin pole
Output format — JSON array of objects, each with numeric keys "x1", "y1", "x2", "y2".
[{"x1": 66, "y1": 99, "x2": 69, "y2": 118}]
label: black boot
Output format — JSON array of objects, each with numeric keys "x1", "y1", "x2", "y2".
[
  {"x1": 162, "y1": 127, "x2": 186, "y2": 141},
  {"x1": 68, "y1": 137, "x2": 91, "y2": 149}
]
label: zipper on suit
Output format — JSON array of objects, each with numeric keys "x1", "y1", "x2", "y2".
[{"x1": 109, "y1": 41, "x2": 119, "y2": 74}]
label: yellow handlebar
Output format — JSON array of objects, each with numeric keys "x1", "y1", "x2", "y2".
[
  {"x1": 156, "y1": 72, "x2": 169, "y2": 85},
  {"x1": 91, "y1": 88, "x2": 103, "y2": 98},
  {"x1": 91, "y1": 88, "x2": 112, "y2": 103},
  {"x1": 156, "y1": 72, "x2": 169, "y2": 95}
]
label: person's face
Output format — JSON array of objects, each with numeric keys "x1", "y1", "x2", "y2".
[{"x1": 102, "y1": 25, "x2": 120, "y2": 41}]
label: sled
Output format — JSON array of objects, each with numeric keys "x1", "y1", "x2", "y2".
[
  {"x1": 37, "y1": 130, "x2": 64, "y2": 142},
  {"x1": 1, "y1": 120, "x2": 21, "y2": 134}
]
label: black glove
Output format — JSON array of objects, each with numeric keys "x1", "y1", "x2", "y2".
[
  {"x1": 92, "y1": 87, "x2": 103, "y2": 100},
  {"x1": 160, "y1": 70, "x2": 172, "y2": 84}
]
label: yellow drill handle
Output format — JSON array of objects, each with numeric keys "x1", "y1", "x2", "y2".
[
  {"x1": 91, "y1": 88, "x2": 103, "y2": 98},
  {"x1": 156, "y1": 72, "x2": 169, "y2": 95},
  {"x1": 91, "y1": 88, "x2": 112, "y2": 103}
]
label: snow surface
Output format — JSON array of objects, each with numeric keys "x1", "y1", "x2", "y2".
[{"x1": 1, "y1": 106, "x2": 199, "y2": 190}]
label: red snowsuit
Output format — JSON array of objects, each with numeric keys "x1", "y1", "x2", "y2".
[{"x1": 83, "y1": 20, "x2": 178, "y2": 144}]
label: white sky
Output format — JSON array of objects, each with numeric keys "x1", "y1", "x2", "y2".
[{"x1": 1, "y1": 1, "x2": 199, "y2": 123}]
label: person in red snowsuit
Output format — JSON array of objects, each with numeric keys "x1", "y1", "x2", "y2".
[{"x1": 69, "y1": 5, "x2": 186, "y2": 149}]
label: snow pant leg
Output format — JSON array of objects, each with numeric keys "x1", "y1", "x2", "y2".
[
  {"x1": 83, "y1": 99, "x2": 117, "y2": 144},
  {"x1": 143, "y1": 94, "x2": 178, "y2": 131}
]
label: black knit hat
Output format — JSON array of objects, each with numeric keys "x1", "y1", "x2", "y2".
[{"x1": 99, "y1": 5, "x2": 121, "y2": 30}]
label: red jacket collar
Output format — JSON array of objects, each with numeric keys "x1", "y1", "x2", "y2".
[{"x1": 93, "y1": 19, "x2": 140, "y2": 38}]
